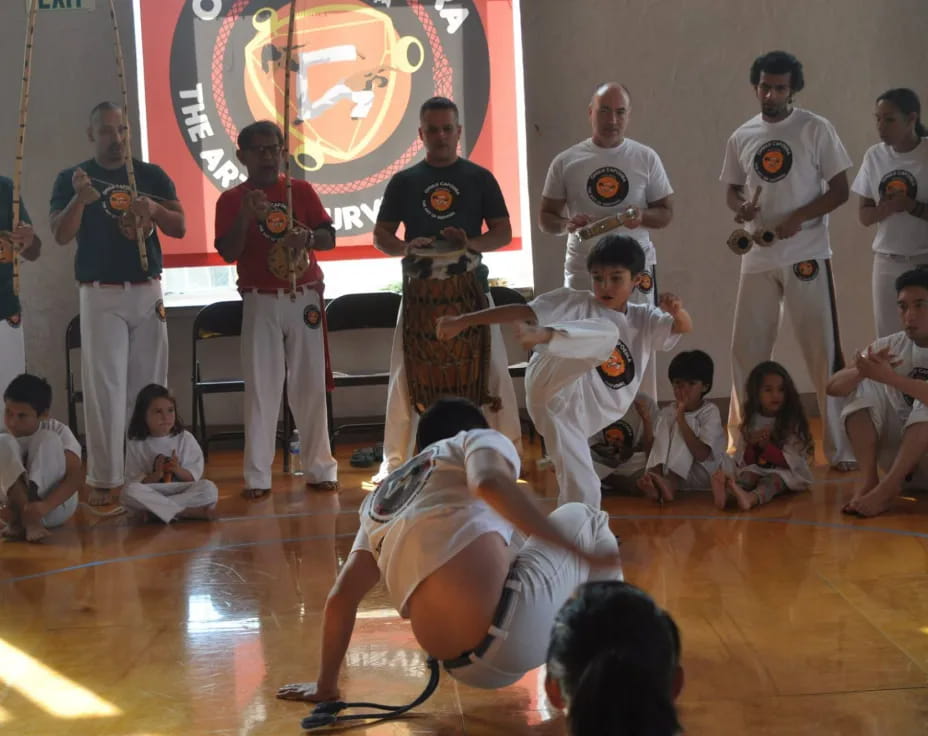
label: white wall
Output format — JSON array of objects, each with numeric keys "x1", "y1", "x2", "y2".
[{"x1": 1, "y1": 1, "x2": 926, "y2": 425}]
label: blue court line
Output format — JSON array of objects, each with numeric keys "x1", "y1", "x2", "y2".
[{"x1": 2, "y1": 513, "x2": 925, "y2": 585}]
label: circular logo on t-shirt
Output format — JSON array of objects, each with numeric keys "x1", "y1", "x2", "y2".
[
  {"x1": 101, "y1": 184, "x2": 133, "y2": 219},
  {"x1": 258, "y1": 202, "x2": 291, "y2": 241},
  {"x1": 792, "y1": 260, "x2": 819, "y2": 281},
  {"x1": 369, "y1": 446, "x2": 438, "y2": 522},
  {"x1": 586, "y1": 166, "x2": 629, "y2": 207},
  {"x1": 902, "y1": 366, "x2": 928, "y2": 406},
  {"x1": 603, "y1": 419, "x2": 634, "y2": 450},
  {"x1": 597, "y1": 341, "x2": 635, "y2": 389},
  {"x1": 753, "y1": 140, "x2": 793, "y2": 182},
  {"x1": 425, "y1": 183, "x2": 456, "y2": 217},
  {"x1": 879, "y1": 169, "x2": 917, "y2": 200}
]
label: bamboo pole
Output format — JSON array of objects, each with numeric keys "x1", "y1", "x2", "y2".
[
  {"x1": 283, "y1": 0, "x2": 298, "y2": 301},
  {"x1": 108, "y1": 0, "x2": 148, "y2": 271}
]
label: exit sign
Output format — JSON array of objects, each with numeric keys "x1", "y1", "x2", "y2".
[{"x1": 25, "y1": 0, "x2": 95, "y2": 10}]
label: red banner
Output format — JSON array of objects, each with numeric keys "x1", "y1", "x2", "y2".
[{"x1": 137, "y1": 0, "x2": 523, "y2": 266}]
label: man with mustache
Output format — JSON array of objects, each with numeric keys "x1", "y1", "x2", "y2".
[
  {"x1": 50, "y1": 101, "x2": 185, "y2": 506},
  {"x1": 720, "y1": 50, "x2": 854, "y2": 470},
  {"x1": 540, "y1": 82, "x2": 674, "y2": 400}
]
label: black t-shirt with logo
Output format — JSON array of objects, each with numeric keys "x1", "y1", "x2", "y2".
[
  {"x1": 0, "y1": 176, "x2": 32, "y2": 320},
  {"x1": 49, "y1": 159, "x2": 178, "y2": 282},
  {"x1": 376, "y1": 158, "x2": 509, "y2": 240}
]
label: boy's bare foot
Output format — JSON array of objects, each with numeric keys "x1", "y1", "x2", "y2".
[
  {"x1": 848, "y1": 483, "x2": 897, "y2": 518},
  {"x1": 88, "y1": 487, "x2": 114, "y2": 506},
  {"x1": 175, "y1": 505, "x2": 218, "y2": 521},
  {"x1": 729, "y1": 481, "x2": 759, "y2": 512},
  {"x1": 21, "y1": 504, "x2": 50, "y2": 543},
  {"x1": 636, "y1": 472, "x2": 660, "y2": 501},
  {"x1": 651, "y1": 473, "x2": 676, "y2": 503},
  {"x1": 711, "y1": 472, "x2": 729, "y2": 510},
  {"x1": 276, "y1": 681, "x2": 340, "y2": 703},
  {"x1": 842, "y1": 474, "x2": 880, "y2": 515}
]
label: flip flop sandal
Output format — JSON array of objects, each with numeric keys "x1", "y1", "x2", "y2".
[
  {"x1": 307, "y1": 481, "x2": 339, "y2": 492},
  {"x1": 242, "y1": 487, "x2": 271, "y2": 500},
  {"x1": 350, "y1": 448, "x2": 376, "y2": 468}
]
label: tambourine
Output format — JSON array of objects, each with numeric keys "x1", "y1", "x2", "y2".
[{"x1": 578, "y1": 207, "x2": 639, "y2": 241}]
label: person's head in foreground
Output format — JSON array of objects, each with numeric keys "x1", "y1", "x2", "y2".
[
  {"x1": 586, "y1": 234, "x2": 647, "y2": 310},
  {"x1": 545, "y1": 581, "x2": 683, "y2": 736},
  {"x1": 415, "y1": 396, "x2": 490, "y2": 450},
  {"x1": 3, "y1": 373, "x2": 52, "y2": 438}
]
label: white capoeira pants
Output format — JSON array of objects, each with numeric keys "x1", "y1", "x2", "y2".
[
  {"x1": 646, "y1": 423, "x2": 713, "y2": 490},
  {"x1": 728, "y1": 259, "x2": 850, "y2": 465},
  {"x1": 80, "y1": 280, "x2": 168, "y2": 489},
  {"x1": 0, "y1": 316, "x2": 25, "y2": 398},
  {"x1": 241, "y1": 289, "x2": 336, "y2": 489},
  {"x1": 0, "y1": 430, "x2": 77, "y2": 528},
  {"x1": 526, "y1": 318, "x2": 620, "y2": 508},
  {"x1": 122, "y1": 479, "x2": 219, "y2": 523},
  {"x1": 841, "y1": 378, "x2": 928, "y2": 486},
  {"x1": 442, "y1": 502, "x2": 621, "y2": 689},
  {"x1": 872, "y1": 253, "x2": 928, "y2": 339},
  {"x1": 375, "y1": 293, "x2": 522, "y2": 481}
]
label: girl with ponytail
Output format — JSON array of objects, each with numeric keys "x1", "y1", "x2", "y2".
[
  {"x1": 545, "y1": 581, "x2": 683, "y2": 736},
  {"x1": 852, "y1": 87, "x2": 928, "y2": 336}
]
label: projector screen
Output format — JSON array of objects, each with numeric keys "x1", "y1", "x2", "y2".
[{"x1": 136, "y1": 0, "x2": 524, "y2": 267}]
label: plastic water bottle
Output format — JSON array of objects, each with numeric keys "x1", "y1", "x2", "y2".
[{"x1": 289, "y1": 429, "x2": 304, "y2": 476}]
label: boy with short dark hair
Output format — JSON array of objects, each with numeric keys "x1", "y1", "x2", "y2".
[
  {"x1": 639, "y1": 350, "x2": 726, "y2": 502},
  {"x1": 438, "y1": 234, "x2": 692, "y2": 507},
  {"x1": 1, "y1": 374, "x2": 83, "y2": 542}
]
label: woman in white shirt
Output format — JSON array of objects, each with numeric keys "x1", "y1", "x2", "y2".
[{"x1": 852, "y1": 88, "x2": 928, "y2": 337}]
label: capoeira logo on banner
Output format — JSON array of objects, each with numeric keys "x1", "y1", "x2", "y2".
[{"x1": 169, "y1": 0, "x2": 489, "y2": 235}]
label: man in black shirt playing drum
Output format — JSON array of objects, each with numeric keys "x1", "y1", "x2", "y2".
[{"x1": 372, "y1": 96, "x2": 521, "y2": 483}]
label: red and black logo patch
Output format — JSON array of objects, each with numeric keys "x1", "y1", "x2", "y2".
[
  {"x1": 602, "y1": 419, "x2": 634, "y2": 450},
  {"x1": 879, "y1": 169, "x2": 917, "y2": 201},
  {"x1": 792, "y1": 260, "x2": 819, "y2": 281},
  {"x1": 258, "y1": 202, "x2": 291, "y2": 241},
  {"x1": 168, "y1": 0, "x2": 489, "y2": 235},
  {"x1": 423, "y1": 181, "x2": 459, "y2": 220},
  {"x1": 636, "y1": 269, "x2": 654, "y2": 294},
  {"x1": 304, "y1": 304, "x2": 322, "y2": 328},
  {"x1": 753, "y1": 140, "x2": 793, "y2": 183},
  {"x1": 586, "y1": 166, "x2": 629, "y2": 207},
  {"x1": 597, "y1": 341, "x2": 635, "y2": 390}
]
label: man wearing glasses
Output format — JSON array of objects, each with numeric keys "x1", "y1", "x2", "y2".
[{"x1": 215, "y1": 121, "x2": 338, "y2": 499}]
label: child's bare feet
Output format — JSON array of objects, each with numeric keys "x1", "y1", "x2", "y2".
[
  {"x1": 650, "y1": 473, "x2": 676, "y2": 503},
  {"x1": 842, "y1": 474, "x2": 879, "y2": 515},
  {"x1": 729, "y1": 481, "x2": 759, "y2": 511},
  {"x1": 175, "y1": 505, "x2": 218, "y2": 521},
  {"x1": 88, "y1": 487, "x2": 115, "y2": 506},
  {"x1": 636, "y1": 472, "x2": 660, "y2": 501},
  {"x1": 711, "y1": 471, "x2": 730, "y2": 509},
  {"x1": 848, "y1": 483, "x2": 897, "y2": 518},
  {"x1": 21, "y1": 504, "x2": 50, "y2": 543}
]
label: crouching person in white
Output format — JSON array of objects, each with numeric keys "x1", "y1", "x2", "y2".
[
  {"x1": 276, "y1": 397, "x2": 621, "y2": 702},
  {"x1": 1, "y1": 374, "x2": 81, "y2": 542},
  {"x1": 122, "y1": 384, "x2": 218, "y2": 523},
  {"x1": 827, "y1": 268, "x2": 928, "y2": 517}
]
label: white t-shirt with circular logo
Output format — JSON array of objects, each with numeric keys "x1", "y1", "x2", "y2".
[
  {"x1": 720, "y1": 108, "x2": 852, "y2": 273},
  {"x1": 543, "y1": 138, "x2": 673, "y2": 288},
  {"x1": 851, "y1": 140, "x2": 928, "y2": 257}
]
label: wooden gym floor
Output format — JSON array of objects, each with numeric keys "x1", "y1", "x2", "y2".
[{"x1": 1, "y1": 425, "x2": 927, "y2": 735}]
